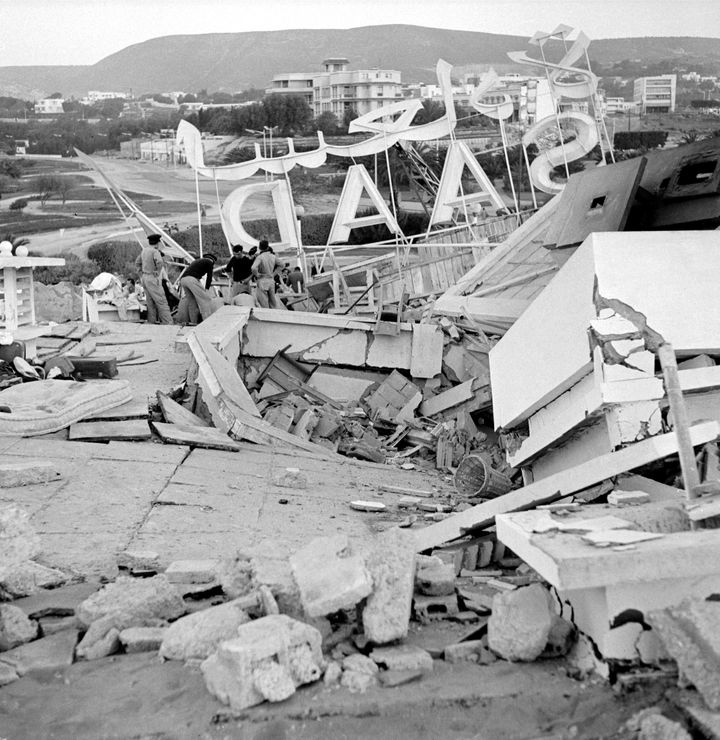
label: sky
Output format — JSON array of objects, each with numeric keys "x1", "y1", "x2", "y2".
[{"x1": 4, "y1": 0, "x2": 720, "y2": 67}]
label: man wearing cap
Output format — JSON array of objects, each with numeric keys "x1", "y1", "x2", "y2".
[
  {"x1": 176, "y1": 253, "x2": 218, "y2": 325},
  {"x1": 252, "y1": 239, "x2": 281, "y2": 309},
  {"x1": 134, "y1": 234, "x2": 173, "y2": 324}
]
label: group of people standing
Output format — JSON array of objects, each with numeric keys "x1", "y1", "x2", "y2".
[{"x1": 136, "y1": 233, "x2": 305, "y2": 326}]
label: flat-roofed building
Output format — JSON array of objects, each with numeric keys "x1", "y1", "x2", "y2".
[{"x1": 634, "y1": 75, "x2": 676, "y2": 114}]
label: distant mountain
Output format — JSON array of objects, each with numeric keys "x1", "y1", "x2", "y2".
[{"x1": 2, "y1": 25, "x2": 720, "y2": 99}]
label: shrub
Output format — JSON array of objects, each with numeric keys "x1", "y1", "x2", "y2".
[
  {"x1": 87, "y1": 240, "x2": 141, "y2": 275},
  {"x1": 613, "y1": 130, "x2": 668, "y2": 150},
  {"x1": 9, "y1": 198, "x2": 27, "y2": 212},
  {"x1": 32, "y1": 252, "x2": 100, "y2": 285}
]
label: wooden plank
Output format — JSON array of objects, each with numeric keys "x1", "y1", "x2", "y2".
[
  {"x1": 413, "y1": 421, "x2": 720, "y2": 552},
  {"x1": 151, "y1": 422, "x2": 241, "y2": 451},
  {"x1": 68, "y1": 419, "x2": 152, "y2": 442},
  {"x1": 95, "y1": 338, "x2": 153, "y2": 346},
  {"x1": 84, "y1": 397, "x2": 149, "y2": 421},
  {"x1": 157, "y1": 392, "x2": 209, "y2": 427}
]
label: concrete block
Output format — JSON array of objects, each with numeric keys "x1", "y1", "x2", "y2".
[
  {"x1": 0, "y1": 561, "x2": 68, "y2": 599},
  {"x1": 76, "y1": 575, "x2": 185, "y2": 627},
  {"x1": 0, "y1": 604, "x2": 38, "y2": 650},
  {"x1": 0, "y1": 629, "x2": 78, "y2": 677},
  {"x1": 117, "y1": 550, "x2": 162, "y2": 572},
  {"x1": 165, "y1": 560, "x2": 219, "y2": 584},
  {"x1": 119, "y1": 627, "x2": 167, "y2": 653},
  {"x1": 648, "y1": 598, "x2": 720, "y2": 711},
  {"x1": 38, "y1": 616, "x2": 79, "y2": 636},
  {"x1": 290, "y1": 535, "x2": 372, "y2": 618},
  {"x1": 607, "y1": 490, "x2": 651, "y2": 506},
  {"x1": 488, "y1": 583, "x2": 554, "y2": 662},
  {"x1": 362, "y1": 528, "x2": 415, "y2": 644},
  {"x1": 369, "y1": 645, "x2": 433, "y2": 672},
  {"x1": 415, "y1": 561, "x2": 456, "y2": 596},
  {"x1": 159, "y1": 599, "x2": 251, "y2": 660},
  {"x1": 0, "y1": 461, "x2": 61, "y2": 488},
  {"x1": 413, "y1": 593, "x2": 459, "y2": 623},
  {"x1": 0, "y1": 506, "x2": 40, "y2": 582},
  {"x1": 201, "y1": 614, "x2": 323, "y2": 711}
]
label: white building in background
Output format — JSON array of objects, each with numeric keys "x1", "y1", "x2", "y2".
[
  {"x1": 80, "y1": 91, "x2": 131, "y2": 106},
  {"x1": 634, "y1": 75, "x2": 676, "y2": 114},
  {"x1": 605, "y1": 97, "x2": 639, "y2": 116},
  {"x1": 34, "y1": 98, "x2": 65, "y2": 115},
  {"x1": 267, "y1": 58, "x2": 403, "y2": 119},
  {"x1": 139, "y1": 138, "x2": 186, "y2": 164}
]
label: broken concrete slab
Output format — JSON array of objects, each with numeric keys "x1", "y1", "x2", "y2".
[
  {"x1": 0, "y1": 629, "x2": 78, "y2": 677},
  {"x1": 151, "y1": 422, "x2": 241, "y2": 452},
  {"x1": 0, "y1": 603, "x2": 38, "y2": 650},
  {"x1": 0, "y1": 560, "x2": 69, "y2": 599},
  {"x1": 290, "y1": 535, "x2": 372, "y2": 618},
  {"x1": 369, "y1": 645, "x2": 433, "y2": 672},
  {"x1": 164, "y1": 560, "x2": 219, "y2": 584},
  {"x1": 0, "y1": 461, "x2": 62, "y2": 488},
  {"x1": 362, "y1": 528, "x2": 415, "y2": 644},
  {"x1": 159, "y1": 600, "x2": 251, "y2": 661},
  {"x1": 648, "y1": 598, "x2": 720, "y2": 711},
  {"x1": 415, "y1": 559, "x2": 456, "y2": 596},
  {"x1": 201, "y1": 614, "x2": 323, "y2": 711},
  {"x1": 487, "y1": 584, "x2": 554, "y2": 662},
  {"x1": 119, "y1": 627, "x2": 167, "y2": 654},
  {"x1": 76, "y1": 575, "x2": 185, "y2": 627},
  {"x1": 0, "y1": 505, "x2": 40, "y2": 581}
]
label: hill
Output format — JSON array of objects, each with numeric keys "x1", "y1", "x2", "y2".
[{"x1": 2, "y1": 25, "x2": 720, "y2": 99}]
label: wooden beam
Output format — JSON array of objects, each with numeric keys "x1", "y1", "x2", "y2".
[{"x1": 413, "y1": 421, "x2": 720, "y2": 552}]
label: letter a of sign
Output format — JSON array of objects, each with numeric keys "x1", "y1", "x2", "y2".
[
  {"x1": 327, "y1": 165, "x2": 403, "y2": 245},
  {"x1": 429, "y1": 141, "x2": 506, "y2": 226}
]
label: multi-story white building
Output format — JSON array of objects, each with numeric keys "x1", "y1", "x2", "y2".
[
  {"x1": 34, "y1": 98, "x2": 65, "y2": 115},
  {"x1": 633, "y1": 75, "x2": 676, "y2": 114},
  {"x1": 604, "y1": 97, "x2": 639, "y2": 116},
  {"x1": 81, "y1": 91, "x2": 130, "y2": 106},
  {"x1": 267, "y1": 58, "x2": 403, "y2": 119}
]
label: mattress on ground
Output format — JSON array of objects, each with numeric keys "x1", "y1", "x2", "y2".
[{"x1": 0, "y1": 379, "x2": 133, "y2": 436}]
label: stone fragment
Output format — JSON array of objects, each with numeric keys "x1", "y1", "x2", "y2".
[
  {"x1": 201, "y1": 615, "x2": 323, "y2": 711},
  {"x1": 413, "y1": 593, "x2": 459, "y2": 623},
  {"x1": 362, "y1": 528, "x2": 415, "y2": 644},
  {"x1": 290, "y1": 535, "x2": 372, "y2": 618},
  {"x1": 607, "y1": 490, "x2": 650, "y2": 506},
  {"x1": 342, "y1": 653, "x2": 378, "y2": 675},
  {"x1": 0, "y1": 661, "x2": 18, "y2": 686},
  {"x1": 77, "y1": 627, "x2": 120, "y2": 660},
  {"x1": 0, "y1": 561, "x2": 68, "y2": 598},
  {"x1": 13, "y1": 582, "x2": 98, "y2": 618},
  {"x1": 160, "y1": 600, "x2": 251, "y2": 660},
  {"x1": 215, "y1": 551, "x2": 253, "y2": 599},
  {"x1": 379, "y1": 669, "x2": 425, "y2": 687},
  {"x1": 0, "y1": 461, "x2": 61, "y2": 488},
  {"x1": 0, "y1": 629, "x2": 78, "y2": 676},
  {"x1": 250, "y1": 541, "x2": 303, "y2": 618},
  {"x1": 370, "y1": 645, "x2": 433, "y2": 672},
  {"x1": 323, "y1": 660, "x2": 342, "y2": 686},
  {"x1": 541, "y1": 615, "x2": 576, "y2": 658},
  {"x1": 259, "y1": 585, "x2": 279, "y2": 615},
  {"x1": 487, "y1": 584, "x2": 554, "y2": 662},
  {"x1": 0, "y1": 604, "x2": 38, "y2": 650},
  {"x1": 639, "y1": 715, "x2": 691, "y2": 740},
  {"x1": 117, "y1": 550, "x2": 161, "y2": 572},
  {"x1": 443, "y1": 640, "x2": 485, "y2": 664},
  {"x1": 272, "y1": 468, "x2": 307, "y2": 489},
  {"x1": 0, "y1": 506, "x2": 40, "y2": 581},
  {"x1": 340, "y1": 669, "x2": 377, "y2": 693},
  {"x1": 165, "y1": 559, "x2": 218, "y2": 584},
  {"x1": 119, "y1": 627, "x2": 167, "y2": 653},
  {"x1": 648, "y1": 598, "x2": 720, "y2": 711},
  {"x1": 76, "y1": 575, "x2": 185, "y2": 627},
  {"x1": 415, "y1": 561, "x2": 456, "y2": 596}
]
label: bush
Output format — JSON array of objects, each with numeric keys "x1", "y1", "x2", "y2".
[
  {"x1": 87, "y1": 240, "x2": 141, "y2": 276},
  {"x1": 9, "y1": 198, "x2": 27, "y2": 212},
  {"x1": 31, "y1": 252, "x2": 100, "y2": 285},
  {"x1": 613, "y1": 130, "x2": 668, "y2": 150}
]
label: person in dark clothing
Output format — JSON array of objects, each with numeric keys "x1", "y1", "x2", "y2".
[
  {"x1": 176, "y1": 253, "x2": 217, "y2": 324},
  {"x1": 225, "y1": 245, "x2": 253, "y2": 298},
  {"x1": 287, "y1": 266, "x2": 305, "y2": 292}
]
